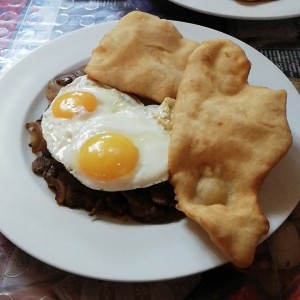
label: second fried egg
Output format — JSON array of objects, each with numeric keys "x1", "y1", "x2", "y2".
[{"x1": 41, "y1": 75, "x2": 171, "y2": 191}]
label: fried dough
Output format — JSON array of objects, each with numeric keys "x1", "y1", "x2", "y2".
[
  {"x1": 169, "y1": 39, "x2": 292, "y2": 268},
  {"x1": 85, "y1": 11, "x2": 198, "y2": 103}
]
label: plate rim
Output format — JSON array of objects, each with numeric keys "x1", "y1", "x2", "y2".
[{"x1": 168, "y1": 0, "x2": 300, "y2": 20}]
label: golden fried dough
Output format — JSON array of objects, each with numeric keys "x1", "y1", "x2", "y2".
[
  {"x1": 169, "y1": 39, "x2": 292, "y2": 268},
  {"x1": 85, "y1": 11, "x2": 198, "y2": 103}
]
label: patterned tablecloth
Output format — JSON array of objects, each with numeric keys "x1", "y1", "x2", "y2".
[{"x1": 0, "y1": 1, "x2": 300, "y2": 299}]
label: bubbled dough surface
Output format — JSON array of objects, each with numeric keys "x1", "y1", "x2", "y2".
[
  {"x1": 169, "y1": 39, "x2": 292, "y2": 268},
  {"x1": 85, "y1": 11, "x2": 199, "y2": 103}
]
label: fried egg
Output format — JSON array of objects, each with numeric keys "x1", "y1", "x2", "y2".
[{"x1": 41, "y1": 75, "x2": 171, "y2": 191}]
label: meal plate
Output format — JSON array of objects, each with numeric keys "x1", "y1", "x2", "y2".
[
  {"x1": 168, "y1": 0, "x2": 300, "y2": 20},
  {"x1": 0, "y1": 21, "x2": 299, "y2": 282}
]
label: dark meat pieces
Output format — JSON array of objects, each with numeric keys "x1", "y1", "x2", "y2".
[{"x1": 31, "y1": 148, "x2": 182, "y2": 224}]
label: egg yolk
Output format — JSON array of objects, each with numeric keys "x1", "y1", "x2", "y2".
[
  {"x1": 52, "y1": 91, "x2": 97, "y2": 118},
  {"x1": 79, "y1": 132, "x2": 139, "y2": 181}
]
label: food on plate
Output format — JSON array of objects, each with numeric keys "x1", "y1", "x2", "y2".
[
  {"x1": 27, "y1": 73, "x2": 180, "y2": 223},
  {"x1": 41, "y1": 75, "x2": 171, "y2": 191},
  {"x1": 85, "y1": 11, "x2": 199, "y2": 103},
  {"x1": 45, "y1": 67, "x2": 85, "y2": 101},
  {"x1": 26, "y1": 12, "x2": 292, "y2": 268},
  {"x1": 168, "y1": 39, "x2": 292, "y2": 268}
]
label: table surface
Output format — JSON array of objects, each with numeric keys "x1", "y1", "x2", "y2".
[{"x1": 0, "y1": 1, "x2": 300, "y2": 299}]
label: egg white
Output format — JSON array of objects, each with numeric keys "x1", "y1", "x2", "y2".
[{"x1": 41, "y1": 75, "x2": 171, "y2": 191}]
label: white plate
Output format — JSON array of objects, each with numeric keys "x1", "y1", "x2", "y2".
[
  {"x1": 168, "y1": 0, "x2": 300, "y2": 20},
  {"x1": 0, "y1": 21, "x2": 299, "y2": 282}
]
